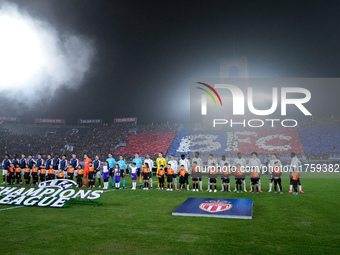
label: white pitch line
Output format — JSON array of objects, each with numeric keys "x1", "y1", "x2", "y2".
[
  {"x1": 0, "y1": 206, "x2": 24, "y2": 212},
  {"x1": 103, "y1": 189, "x2": 116, "y2": 193}
]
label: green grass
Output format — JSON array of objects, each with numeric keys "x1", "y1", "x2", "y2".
[{"x1": 0, "y1": 176, "x2": 339, "y2": 255}]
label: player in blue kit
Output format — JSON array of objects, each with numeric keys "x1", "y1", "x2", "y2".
[
  {"x1": 117, "y1": 155, "x2": 126, "y2": 189},
  {"x1": 93, "y1": 155, "x2": 102, "y2": 188},
  {"x1": 132, "y1": 153, "x2": 143, "y2": 189},
  {"x1": 59, "y1": 155, "x2": 68, "y2": 178},
  {"x1": 11, "y1": 154, "x2": 19, "y2": 168},
  {"x1": 36, "y1": 153, "x2": 44, "y2": 170},
  {"x1": 70, "y1": 153, "x2": 79, "y2": 178},
  {"x1": 106, "y1": 153, "x2": 116, "y2": 188},
  {"x1": 19, "y1": 154, "x2": 28, "y2": 184},
  {"x1": 27, "y1": 155, "x2": 36, "y2": 170},
  {"x1": 2, "y1": 154, "x2": 12, "y2": 184},
  {"x1": 52, "y1": 154, "x2": 60, "y2": 176}
]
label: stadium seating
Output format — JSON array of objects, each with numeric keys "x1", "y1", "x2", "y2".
[
  {"x1": 2, "y1": 120, "x2": 340, "y2": 160},
  {"x1": 299, "y1": 127, "x2": 340, "y2": 154},
  {"x1": 0, "y1": 123, "x2": 130, "y2": 158}
]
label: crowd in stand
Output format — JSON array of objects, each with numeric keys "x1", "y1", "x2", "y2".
[
  {"x1": 71, "y1": 123, "x2": 131, "y2": 159},
  {"x1": 298, "y1": 117, "x2": 340, "y2": 128},
  {"x1": 297, "y1": 116, "x2": 340, "y2": 160},
  {"x1": 114, "y1": 132, "x2": 177, "y2": 161},
  {"x1": 0, "y1": 123, "x2": 179, "y2": 160},
  {"x1": 135, "y1": 123, "x2": 179, "y2": 133},
  {"x1": 299, "y1": 126, "x2": 340, "y2": 159},
  {"x1": 0, "y1": 133, "x2": 71, "y2": 157},
  {"x1": 1, "y1": 119, "x2": 340, "y2": 161}
]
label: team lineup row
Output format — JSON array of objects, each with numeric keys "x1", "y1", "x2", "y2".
[{"x1": 1, "y1": 151, "x2": 304, "y2": 194}]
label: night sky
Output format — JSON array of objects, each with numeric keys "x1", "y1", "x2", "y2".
[{"x1": 3, "y1": 0, "x2": 340, "y2": 124}]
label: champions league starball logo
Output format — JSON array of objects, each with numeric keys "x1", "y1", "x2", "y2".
[
  {"x1": 0, "y1": 180, "x2": 104, "y2": 208},
  {"x1": 38, "y1": 179, "x2": 78, "y2": 190},
  {"x1": 199, "y1": 200, "x2": 233, "y2": 213}
]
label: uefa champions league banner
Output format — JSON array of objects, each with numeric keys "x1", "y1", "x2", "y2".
[{"x1": 0, "y1": 180, "x2": 104, "y2": 208}]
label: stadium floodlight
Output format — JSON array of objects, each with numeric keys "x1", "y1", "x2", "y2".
[
  {"x1": 0, "y1": 13, "x2": 44, "y2": 88},
  {"x1": 0, "y1": 2, "x2": 93, "y2": 104}
]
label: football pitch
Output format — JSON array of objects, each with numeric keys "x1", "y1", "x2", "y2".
[{"x1": 1, "y1": 174, "x2": 339, "y2": 255}]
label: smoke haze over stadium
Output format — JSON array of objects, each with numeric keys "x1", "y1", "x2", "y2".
[
  {"x1": 0, "y1": 1, "x2": 94, "y2": 109},
  {"x1": 1, "y1": 0, "x2": 340, "y2": 124}
]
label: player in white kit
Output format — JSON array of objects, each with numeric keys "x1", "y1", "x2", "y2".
[
  {"x1": 219, "y1": 155, "x2": 230, "y2": 191},
  {"x1": 207, "y1": 154, "x2": 218, "y2": 191},
  {"x1": 268, "y1": 154, "x2": 282, "y2": 192},
  {"x1": 144, "y1": 154, "x2": 154, "y2": 189},
  {"x1": 191, "y1": 152, "x2": 203, "y2": 191},
  {"x1": 248, "y1": 152, "x2": 262, "y2": 193},
  {"x1": 168, "y1": 155, "x2": 178, "y2": 190},
  {"x1": 289, "y1": 152, "x2": 304, "y2": 193},
  {"x1": 178, "y1": 154, "x2": 190, "y2": 190},
  {"x1": 233, "y1": 152, "x2": 247, "y2": 192}
]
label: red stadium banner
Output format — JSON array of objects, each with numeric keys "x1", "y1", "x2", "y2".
[
  {"x1": 114, "y1": 131, "x2": 176, "y2": 156},
  {"x1": 113, "y1": 117, "x2": 137, "y2": 123},
  {"x1": 34, "y1": 118, "x2": 66, "y2": 124}
]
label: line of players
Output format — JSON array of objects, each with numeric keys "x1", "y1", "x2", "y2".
[
  {"x1": 153, "y1": 152, "x2": 303, "y2": 195},
  {"x1": 1, "y1": 153, "x2": 99, "y2": 188},
  {"x1": 188, "y1": 151, "x2": 303, "y2": 194},
  {"x1": 1, "y1": 151, "x2": 304, "y2": 194}
]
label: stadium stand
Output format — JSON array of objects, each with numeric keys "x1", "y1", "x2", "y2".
[
  {"x1": 1, "y1": 119, "x2": 340, "y2": 162},
  {"x1": 168, "y1": 128, "x2": 303, "y2": 157},
  {"x1": 113, "y1": 131, "x2": 177, "y2": 159},
  {"x1": 299, "y1": 127, "x2": 340, "y2": 159},
  {"x1": 71, "y1": 123, "x2": 130, "y2": 159},
  {"x1": 299, "y1": 117, "x2": 340, "y2": 128},
  {"x1": 167, "y1": 131, "x2": 190, "y2": 157}
]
